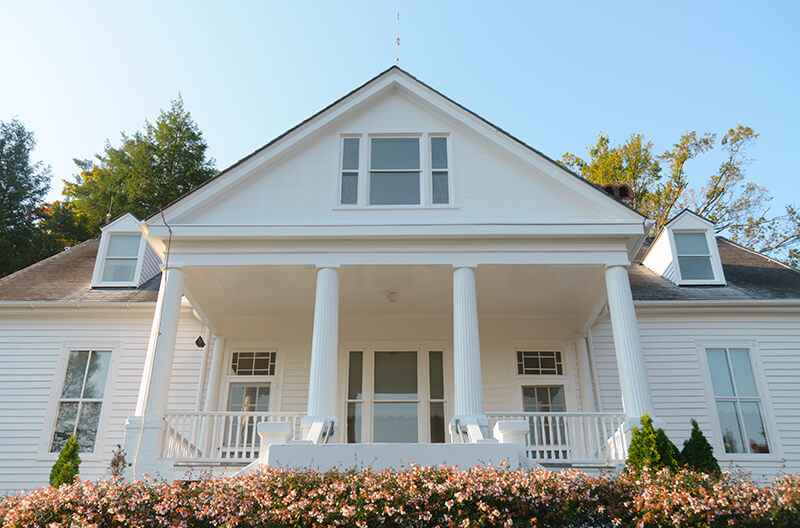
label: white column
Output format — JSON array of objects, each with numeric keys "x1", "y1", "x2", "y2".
[
  {"x1": 574, "y1": 334, "x2": 597, "y2": 412},
  {"x1": 126, "y1": 266, "x2": 185, "y2": 479},
  {"x1": 452, "y1": 267, "x2": 485, "y2": 420},
  {"x1": 306, "y1": 267, "x2": 339, "y2": 420},
  {"x1": 605, "y1": 265, "x2": 654, "y2": 422},
  {"x1": 204, "y1": 335, "x2": 226, "y2": 411},
  {"x1": 135, "y1": 267, "x2": 185, "y2": 417}
]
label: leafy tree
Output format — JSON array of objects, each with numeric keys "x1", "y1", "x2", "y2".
[
  {"x1": 50, "y1": 435, "x2": 81, "y2": 487},
  {"x1": 562, "y1": 126, "x2": 800, "y2": 266},
  {"x1": 0, "y1": 118, "x2": 52, "y2": 277},
  {"x1": 682, "y1": 419, "x2": 720, "y2": 475},
  {"x1": 63, "y1": 96, "x2": 216, "y2": 234}
]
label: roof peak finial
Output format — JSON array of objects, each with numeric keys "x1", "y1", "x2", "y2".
[{"x1": 395, "y1": 12, "x2": 400, "y2": 65}]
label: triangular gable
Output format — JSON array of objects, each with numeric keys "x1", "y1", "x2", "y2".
[{"x1": 147, "y1": 66, "x2": 646, "y2": 228}]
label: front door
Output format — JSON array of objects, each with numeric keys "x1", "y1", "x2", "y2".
[{"x1": 345, "y1": 348, "x2": 446, "y2": 443}]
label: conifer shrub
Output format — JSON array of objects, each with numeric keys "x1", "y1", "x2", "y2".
[
  {"x1": 655, "y1": 427, "x2": 683, "y2": 469},
  {"x1": 682, "y1": 419, "x2": 721, "y2": 475},
  {"x1": 626, "y1": 413, "x2": 661, "y2": 471},
  {"x1": 49, "y1": 435, "x2": 81, "y2": 487}
]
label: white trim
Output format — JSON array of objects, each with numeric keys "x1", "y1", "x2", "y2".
[
  {"x1": 217, "y1": 342, "x2": 284, "y2": 413},
  {"x1": 669, "y1": 228, "x2": 726, "y2": 286},
  {"x1": 509, "y1": 340, "x2": 575, "y2": 413},
  {"x1": 38, "y1": 342, "x2": 121, "y2": 462},
  {"x1": 695, "y1": 340, "x2": 783, "y2": 462},
  {"x1": 91, "y1": 232, "x2": 147, "y2": 288}
]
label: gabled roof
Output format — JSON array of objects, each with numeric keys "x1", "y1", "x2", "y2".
[{"x1": 147, "y1": 66, "x2": 647, "y2": 226}]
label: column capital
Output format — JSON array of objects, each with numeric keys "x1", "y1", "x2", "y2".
[{"x1": 315, "y1": 264, "x2": 340, "y2": 270}]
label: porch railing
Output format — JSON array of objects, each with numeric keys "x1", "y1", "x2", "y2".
[
  {"x1": 487, "y1": 412, "x2": 628, "y2": 465},
  {"x1": 161, "y1": 412, "x2": 304, "y2": 461}
]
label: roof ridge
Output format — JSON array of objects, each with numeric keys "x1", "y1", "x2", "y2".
[{"x1": 0, "y1": 238, "x2": 99, "y2": 285}]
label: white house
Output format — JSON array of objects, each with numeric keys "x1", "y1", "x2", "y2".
[{"x1": 1, "y1": 67, "x2": 798, "y2": 492}]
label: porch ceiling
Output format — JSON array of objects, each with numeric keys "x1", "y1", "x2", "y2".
[{"x1": 183, "y1": 264, "x2": 607, "y2": 333}]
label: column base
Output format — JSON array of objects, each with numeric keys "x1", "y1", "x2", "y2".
[{"x1": 123, "y1": 415, "x2": 171, "y2": 481}]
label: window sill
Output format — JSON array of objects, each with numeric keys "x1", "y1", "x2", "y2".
[
  {"x1": 716, "y1": 454, "x2": 782, "y2": 463},
  {"x1": 333, "y1": 205, "x2": 458, "y2": 211}
]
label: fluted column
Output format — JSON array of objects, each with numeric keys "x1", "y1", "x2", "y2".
[
  {"x1": 204, "y1": 335, "x2": 226, "y2": 411},
  {"x1": 452, "y1": 267, "x2": 485, "y2": 419},
  {"x1": 574, "y1": 334, "x2": 597, "y2": 411},
  {"x1": 306, "y1": 267, "x2": 339, "y2": 419},
  {"x1": 135, "y1": 267, "x2": 185, "y2": 417},
  {"x1": 605, "y1": 265, "x2": 654, "y2": 421}
]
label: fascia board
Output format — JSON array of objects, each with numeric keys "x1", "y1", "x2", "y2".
[{"x1": 634, "y1": 299, "x2": 800, "y2": 310}]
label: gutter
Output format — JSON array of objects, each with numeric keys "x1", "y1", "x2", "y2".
[{"x1": 634, "y1": 299, "x2": 800, "y2": 311}]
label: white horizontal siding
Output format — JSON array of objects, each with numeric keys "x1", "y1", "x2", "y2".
[
  {"x1": 592, "y1": 309, "x2": 800, "y2": 480},
  {"x1": 0, "y1": 307, "x2": 202, "y2": 493},
  {"x1": 139, "y1": 244, "x2": 162, "y2": 285}
]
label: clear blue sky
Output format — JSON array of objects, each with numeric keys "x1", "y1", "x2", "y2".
[{"x1": 1, "y1": 1, "x2": 797, "y2": 212}]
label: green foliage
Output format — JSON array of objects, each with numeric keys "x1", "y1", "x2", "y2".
[
  {"x1": 0, "y1": 119, "x2": 52, "y2": 277},
  {"x1": 49, "y1": 435, "x2": 81, "y2": 487},
  {"x1": 63, "y1": 95, "x2": 216, "y2": 234},
  {"x1": 626, "y1": 413, "x2": 661, "y2": 472},
  {"x1": 682, "y1": 419, "x2": 721, "y2": 475},
  {"x1": 655, "y1": 427, "x2": 683, "y2": 469},
  {"x1": 562, "y1": 126, "x2": 800, "y2": 266}
]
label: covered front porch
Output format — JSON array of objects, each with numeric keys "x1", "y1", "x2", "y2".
[{"x1": 124, "y1": 258, "x2": 652, "y2": 479}]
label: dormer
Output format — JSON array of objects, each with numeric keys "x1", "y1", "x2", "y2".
[
  {"x1": 642, "y1": 209, "x2": 726, "y2": 286},
  {"x1": 91, "y1": 213, "x2": 162, "y2": 288}
]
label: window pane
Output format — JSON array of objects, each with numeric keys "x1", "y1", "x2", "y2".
[
  {"x1": 429, "y1": 351, "x2": 444, "y2": 400},
  {"x1": 106, "y1": 234, "x2": 141, "y2": 257},
  {"x1": 83, "y1": 350, "x2": 111, "y2": 399},
  {"x1": 373, "y1": 402, "x2": 417, "y2": 443},
  {"x1": 431, "y1": 137, "x2": 448, "y2": 169},
  {"x1": 678, "y1": 256, "x2": 714, "y2": 280},
  {"x1": 341, "y1": 173, "x2": 358, "y2": 204},
  {"x1": 432, "y1": 171, "x2": 449, "y2": 204},
  {"x1": 346, "y1": 402, "x2": 361, "y2": 443},
  {"x1": 243, "y1": 386, "x2": 258, "y2": 411},
  {"x1": 102, "y1": 259, "x2": 137, "y2": 282},
  {"x1": 707, "y1": 349, "x2": 735, "y2": 397},
  {"x1": 75, "y1": 402, "x2": 102, "y2": 452},
  {"x1": 342, "y1": 138, "x2": 359, "y2": 170},
  {"x1": 348, "y1": 351, "x2": 363, "y2": 400},
  {"x1": 729, "y1": 348, "x2": 757, "y2": 397},
  {"x1": 51, "y1": 402, "x2": 79, "y2": 452},
  {"x1": 255, "y1": 386, "x2": 270, "y2": 411},
  {"x1": 674, "y1": 232, "x2": 710, "y2": 255},
  {"x1": 430, "y1": 402, "x2": 445, "y2": 443},
  {"x1": 740, "y1": 401, "x2": 770, "y2": 453},
  {"x1": 370, "y1": 138, "x2": 419, "y2": 170},
  {"x1": 228, "y1": 385, "x2": 244, "y2": 411},
  {"x1": 717, "y1": 401, "x2": 745, "y2": 453},
  {"x1": 62, "y1": 350, "x2": 89, "y2": 398},
  {"x1": 369, "y1": 172, "x2": 420, "y2": 205},
  {"x1": 374, "y1": 351, "x2": 417, "y2": 400}
]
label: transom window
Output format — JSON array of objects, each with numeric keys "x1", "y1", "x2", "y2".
[
  {"x1": 101, "y1": 234, "x2": 141, "y2": 283},
  {"x1": 51, "y1": 349, "x2": 112, "y2": 452},
  {"x1": 230, "y1": 351, "x2": 276, "y2": 376},
  {"x1": 517, "y1": 350, "x2": 563, "y2": 375},
  {"x1": 674, "y1": 232, "x2": 714, "y2": 281},
  {"x1": 706, "y1": 347, "x2": 770, "y2": 454}
]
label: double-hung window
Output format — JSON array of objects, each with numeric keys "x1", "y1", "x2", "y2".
[
  {"x1": 369, "y1": 137, "x2": 421, "y2": 205},
  {"x1": 101, "y1": 234, "x2": 141, "y2": 283},
  {"x1": 340, "y1": 137, "x2": 360, "y2": 205},
  {"x1": 706, "y1": 347, "x2": 770, "y2": 454},
  {"x1": 223, "y1": 350, "x2": 277, "y2": 458},
  {"x1": 430, "y1": 136, "x2": 449, "y2": 204},
  {"x1": 51, "y1": 349, "x2": 112, "y2": 453},
  {"x1": 674, "y1": 232, "x2": 714, "y2": 281}
]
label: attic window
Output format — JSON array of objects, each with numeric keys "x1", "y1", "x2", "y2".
[
  {"x1": 369, "y1": 137, "x2": 421, "y2": 205},
  {"x1": 674, "y1": 232, "x2": 714, "y2": 281},
  {"x1": 101, "y1": 234, "x2": 141, "y2": 282}
]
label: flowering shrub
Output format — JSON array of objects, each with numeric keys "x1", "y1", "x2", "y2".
[{"x1": 1, "y1": 465, "x2": 798, "y2": 527}]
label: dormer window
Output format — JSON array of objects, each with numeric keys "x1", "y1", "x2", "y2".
[
  {"x1": 338, "y1": 134, "x2": 451, "y2": 207},
  {"x1": 674, "y1": 232, "x2": 714, "y2": 281},
  {"x1": 642, "y1": 209, "x2": 726, "y2": 286},
  {"x1": 101, "y1": 234, "x2": 142, "y2": 282},
  {"x1": 91, "y1": 212, "x2": 162, "y2": 288}
]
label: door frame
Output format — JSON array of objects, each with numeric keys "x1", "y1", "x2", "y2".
[{"x1": 338, "y1": 340, "x2": 451, "y2": 443}]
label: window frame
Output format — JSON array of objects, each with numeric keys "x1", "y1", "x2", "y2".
[
  {"x1": 335, "y1": 133, "x2": 456, "y2": 209},
  {"x1": 511, "y1": 341, "x2": 575, "y2": 413},
  {"x1": 668, "y1": 228, "x2": 726, "y2": 286},
  {"x1": 696, "y1": 340, "x2": 781, "y2": 461},
  {"x1": 38, "y1": 342, "x2": 119, "y2": 461},
  {"x1": 91, "y1": 232, "x2": 147, "y2": 288},
  {"x1": 219, "y1": 344, "x2": 282, "y2": 413}
]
